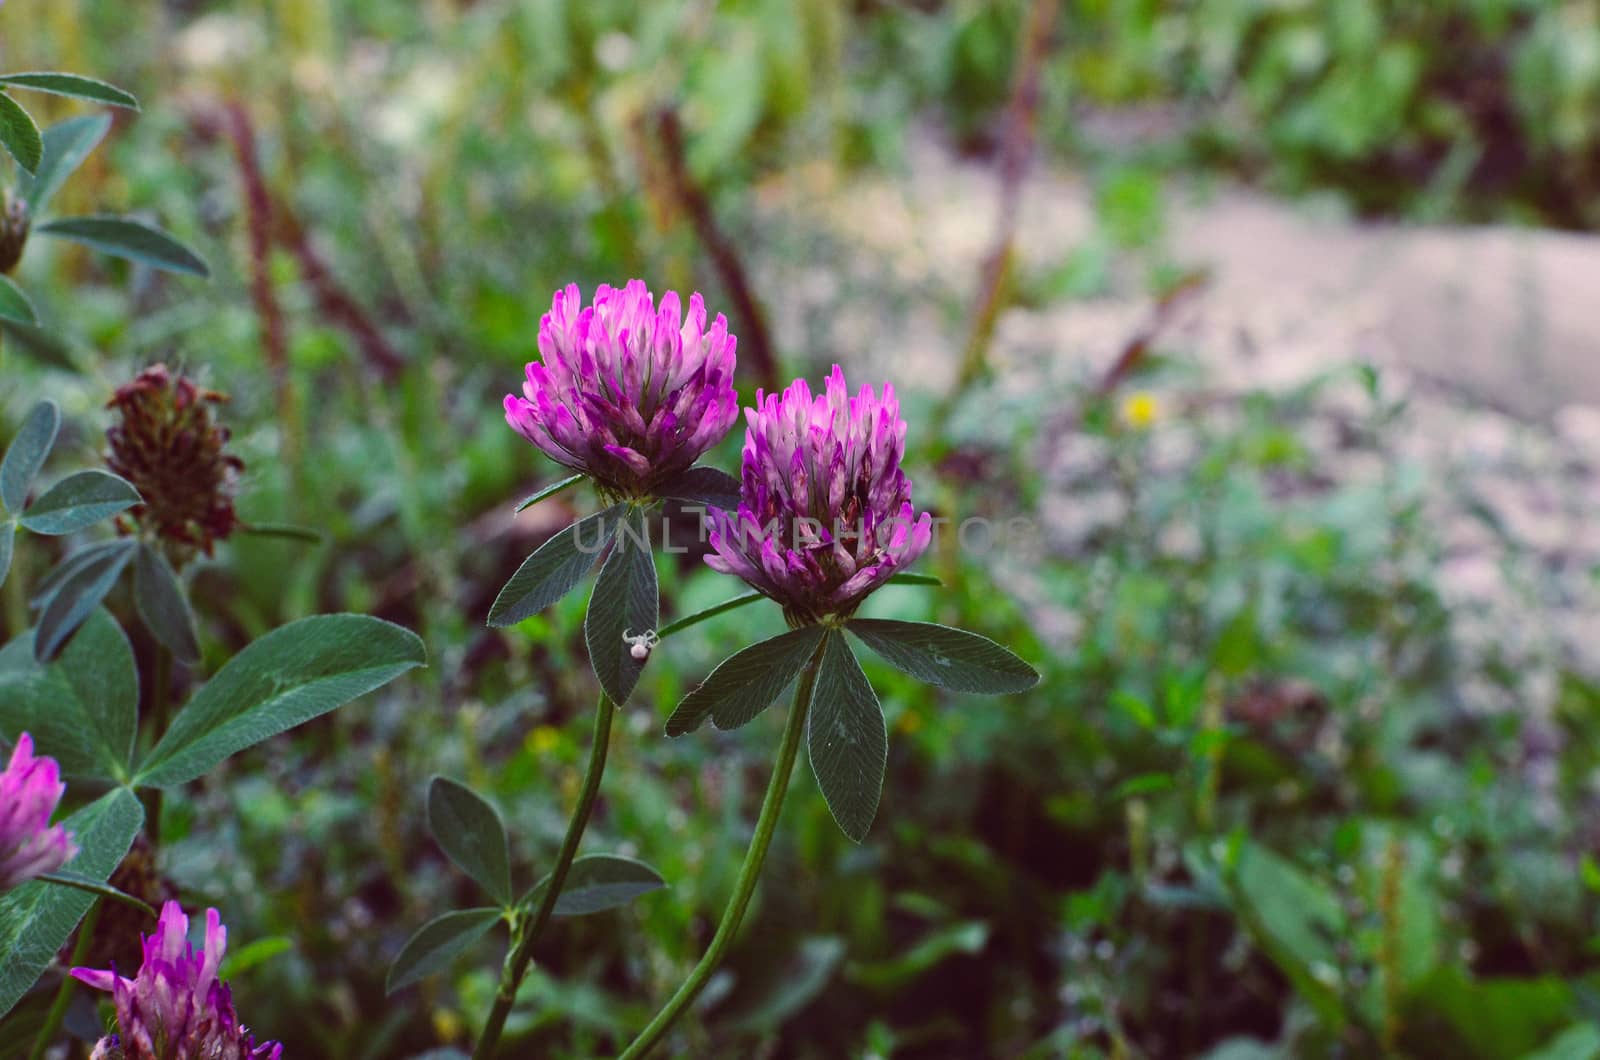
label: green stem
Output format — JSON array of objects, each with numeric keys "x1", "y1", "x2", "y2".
[
  {"x1": 472, "y1": 693, "x2": 616, "y2": 1060},
  {"x1": 3, "y1": 548, "x2": 26, "y2": 638},
  {"x1": 29, "y1": 898, "x2": 101, "y2": 1060},
  {"x1": 618, "y1": 644, "x2": 822, "y2": 1060},
  {"x1": 655, "y1": 591, "x2": 764, "y2": 640}
]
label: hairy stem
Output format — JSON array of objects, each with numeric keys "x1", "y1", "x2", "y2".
[
  {"x1": 618, "y1": 645, "x2": 822, "y2": 1059},
  {"x1": 472, "y1": 692, "x2": 616, "y2": 1060}
]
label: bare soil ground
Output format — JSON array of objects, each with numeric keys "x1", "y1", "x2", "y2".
[{"x1": 758, "y1": 140, "x2": 1600, "y2": 711}]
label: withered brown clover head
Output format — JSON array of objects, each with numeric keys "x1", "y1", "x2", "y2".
[
  {"x1": 105, "y1": 364, "x2": 244, "y2": 565},
  {"x1": 0, "y1": 189, "x2": 29, "y2": 275}
]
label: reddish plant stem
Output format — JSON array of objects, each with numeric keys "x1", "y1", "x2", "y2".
[
  {"x1": 653, "y1": 107, "x2": 780, "y2": 393},
  {"x1": 190, "y1": 104, "x2": 289, "y2": 411},
  {"x1": 1092, "y1": 269, "x2": 1209, "y2": 397},
  {"x1": 193, "y1": 100, "x2": 407, "y2": 382},
  {"x1": 953, "y1": 0, "x2": 1061, "y2": 397},
  {"x1": 217, "y1": 101, "x2": 293, "y2": 418},
  {"x1": 274, "y1": 206, "x2": 407, "y2": 380}
]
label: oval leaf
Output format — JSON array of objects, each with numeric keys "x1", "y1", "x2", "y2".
[
  {"x1": 0, "y1": 92, "x2": 42, "y2": 173},
  {"x1": 651, "y1": 465, "x2": 742, "y2": 510},
  {"x1": 514, "y1": 473, "x2": 583, "y2": 514},
  {"x1": 523, "y1": 854, "x2": 667, "y2": 917},
  {"x1": 0, "y1": 275, "x2": 36, "y2": 325},
  {"x1": 134, "y1": 542, "x2": 200, "y2": 663},
  {"x1": 36, "y1": 216, "x2": 209, "y2": 278},
  {"x1": 808, "y1": 631, "x2": 886, "y2": 842},
  {"x1": 717, "y1": 936, "x2": 847, "y2": 1033},
  {"x1": 219, "y1": 936, "x2": 293, "y2": 980},
  {"x1": 19, "y1": 469, "x2": 140, "y2": 535},
  {"x1": 0, "y1": 607, "x2": 138, "y2": 779},
  {"x1": 0, "y1": 316, "x2": 76, "y2": 370},
  {"x1": 0, "y1": 787, "x2": 143, "y2": 1018},
  {"x1": 427, "y1": 777, "x2": 513, "y2": 907},
  {"x1": 1, "y1": 400, "x2": 60, "y2": 516},
  {"x1": 584, "y1": 506, "x2": 657, "y2": 706},
  {"x1": 664, "y1": 625, "x2": 825, "y2": 736},
  {"x1": 846, "y1": 920, "x2": 990, "y2": 991},
  {"x1": 386, "y1": 908, "x2": 501, "y2": 995},
  {"x1": 34, "y1": 539, "x2": 137, "y2": 662},
  {"x1": 0, "y1": 73, "x2": 138, "y2": 110},
  {"x1": 29, "y1": 540, "x2": 130, "y2": 609},
  {"x1": 20, "y1": 113, "x2": 112, "y2": 212},
  {"x1": 133, "y1": 614, "x2": 426, "y2": 788},
  {"x1": 846, "y1": 619, "x2": 1039, "y2": 695},
  {"x1": 487, "y1": 505, "x2": 622, "y2": 628}
]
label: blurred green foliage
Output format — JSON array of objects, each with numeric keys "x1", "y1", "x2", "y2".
[
  {"x1": 892, "y1": 0, "x2": 1600, "y2": 224},
  {"x1": 1059, "y1": 0, "x2": 1600, "y2": 224}
]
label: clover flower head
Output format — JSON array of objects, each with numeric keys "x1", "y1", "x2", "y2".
[
  {"x1": 105, "y1": 364, "x2": 244, "y2": 565},
  {"x1": 705, "y1": 364, "x2": 933, "y2": 624},
  {"x1": 73, "y1": 901, "x2": 282, "y2": 1060},
  {"x1": 504, "y1": 280, "x2": 740, "y2": 497},
  {"x1": 0, "y1": 733, "x2": 76, "y2": 891}
]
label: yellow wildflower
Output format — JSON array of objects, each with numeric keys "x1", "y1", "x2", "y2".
[
  {"x1": 525, "y1": 725, "x2": 562, "y2": 756},
  {"x1": 1119, "y1": 391, "x2": 1162, "y2": 429}
]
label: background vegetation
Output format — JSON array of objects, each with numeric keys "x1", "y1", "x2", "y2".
[{"x1": 3, "y1": 1, "x2": 1599, "y2": 1057}]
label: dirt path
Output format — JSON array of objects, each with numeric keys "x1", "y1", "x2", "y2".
[
  {"x1": 1165, "y1": 189, "x2": 1600, "y2": 419},
  {"x1": 758, "y1": 141, "x2": 1600, "y2": 701},
  {"x1": 764, "y1": 140, "x2": 1600, "y2": 420}
]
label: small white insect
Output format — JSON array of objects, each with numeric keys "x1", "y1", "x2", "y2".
[{"x1": 623, "y1": 628, "x2": 660, "y2": 661}]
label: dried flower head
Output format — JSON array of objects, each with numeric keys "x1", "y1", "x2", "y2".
[
  {"x1": 0, "y1": 188, "x2": 29, "y2": 274},
  {"x1": 504, "y1": 280, "x2": 740, "y2": 498},
  {"x1": 105, "y1": 365, "x2": 244, "y2": 564},
  {"x1": 0, "y1": 733, "x2": 77, "y2": 891},
  {"x1": 705, "y1": 365, "x2": 933, "y2": 624},
  {"x1": 73, "y1": 901, "x2": 282, "y2": 1060}
]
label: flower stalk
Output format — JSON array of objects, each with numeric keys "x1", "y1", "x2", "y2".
[
  {"x1": 472, "y1": 692, "x2": 617, "y2": 1060},
  {"x1": 28, "y1": 898, "x2": 101, "y2": 1060},
  {"x1": 618, "y1": 640, "x2": 824, "y2": 1059}
]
